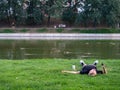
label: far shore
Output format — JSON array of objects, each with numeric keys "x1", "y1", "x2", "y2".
[
  {"x1": 0, "y1": 27, "x2": 113, "y2": 30},
  {"x1": 0, "y1": 33, "x2": 120, "y2": 40},
  {"x1": 0, "y1": 27, "x2": 120, "y2": 33},
  {"x1": 0, "y1": 27, "x2": 120, "y2": 40}
]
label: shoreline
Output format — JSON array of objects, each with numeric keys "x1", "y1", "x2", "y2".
[{"x1": 0, "y1": 33, "x2": 120, "y2": 40}]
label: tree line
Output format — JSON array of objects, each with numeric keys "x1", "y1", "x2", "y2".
[{"x1": 0, "y1": 0, "x2": 120, "y2": 28}]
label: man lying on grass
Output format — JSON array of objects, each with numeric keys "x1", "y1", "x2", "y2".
[{"x1": 62, "y1": 60, "x2": 107, "y2": 76}]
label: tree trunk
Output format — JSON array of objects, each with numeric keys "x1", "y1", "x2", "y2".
[{"x1": 47, "y1": 15, "x2": 50, "y2": 27}]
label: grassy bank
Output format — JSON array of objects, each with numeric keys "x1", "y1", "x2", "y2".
[
  {"x1": 0, "y1": 28, "x2": 120, "y2": 33},
  {"x1": 0, "y1": 59, "x2": 120, "y2": 90}
]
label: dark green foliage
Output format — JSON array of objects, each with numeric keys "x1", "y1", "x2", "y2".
[
  {"x1": 62, "y1": 8, "x2": 77, "y2": 25},
  {"x1": 33, "y1": 8, "x2": 44, "y2": 25},
  {"x1": 46, "y1": 0, "x2": 55, "y2": 7},
  {"x1": 100, "y1": 0, "x2": 120, "y2": 27},
  {"x1": 26, "y1": 0, "x2": 36, "y2": 25},
  {"x1": 76, "y1": 0, "x2": 120, "y2": 27},
  {"x1": 0, "y1": 0, "x2": 119, "y2": 28}
]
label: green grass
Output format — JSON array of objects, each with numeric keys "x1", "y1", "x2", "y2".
[
  {"x1": 0, "y1": 29, "x2": 15, "y2": 33},
  {"x1": 0, "y1": 28, "x2": 120, "y2": 33},
  {"x1": 0, "y1": 59, "x2": 120, "y2": 90},
  {"x1": 56, "y1": 28, "x2": 64, "y2": 33},
  {"x1": 70, "y1": 28, "x2": 120, "y2": 33},
  {"x1": 20, "y1": 29, "x2": 29, "y2": 33},
  {"x1": 37, "y1": 28, "x2": 48, "y2": 33}
]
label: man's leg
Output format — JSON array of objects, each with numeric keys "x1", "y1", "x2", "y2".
[
  {"x1": 80, "y1": 60, "x2": 86, "y2": 66},
  {"x1": 93, "y1": 60, "x2": 98, "y2": 66},
  {"x1": 101, "y1": 63, "x2": 107, "y2": 74}
]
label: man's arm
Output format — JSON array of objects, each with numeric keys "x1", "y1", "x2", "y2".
[{"x1": 62, "y1": 70, "x2": 80, "y2": 74}]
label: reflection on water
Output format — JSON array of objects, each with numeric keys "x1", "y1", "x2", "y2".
[{"x1": 0, "y1": 40, "x2": 120, "y2": 59}]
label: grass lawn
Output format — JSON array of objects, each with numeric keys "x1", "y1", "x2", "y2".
[
  {"x1": 0, "y1": 28, "x2": 120, "y2": 33},
  {"x1": 0, "y1": 59, "x2": 120, "y2": 90}
]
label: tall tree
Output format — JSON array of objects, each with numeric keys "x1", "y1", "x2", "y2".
[
  {"x1": 101, "y1": 0, "x2": 120, "y2": 27},
  {"x1": 76, "y1": 0, "x2": 120, "y2": 27},
  {"x1": 0, "y1": 0, "x2": 8, "y2": 20},
  {"x1": 62, "y1": 0, "x2": 81, "y2": 25}
]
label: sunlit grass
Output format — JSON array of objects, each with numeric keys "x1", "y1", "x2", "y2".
[{"x1": 0, "y1": 59, "x2": 120, "y2": 90}]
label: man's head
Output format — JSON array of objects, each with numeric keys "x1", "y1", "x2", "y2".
[{"x1": 88, "y1": 69, "x2": 97, "y2": 76}]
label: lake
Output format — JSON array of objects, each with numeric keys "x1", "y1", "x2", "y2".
[{"x1": 0, "y1": 40, "x2": 120, "y2": 59}]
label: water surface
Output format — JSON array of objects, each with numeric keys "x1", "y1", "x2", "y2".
[{"x1": 0, "y1": 40, "x2": 120, "y2": 59}]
